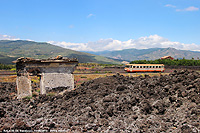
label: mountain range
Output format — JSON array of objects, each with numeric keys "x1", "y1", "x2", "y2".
[
  {"x1": 84, "y1": 48, "x2": 200, "y2": 61},
  {"x1": 0, "y1": 40, "x2": 200, "y2": 64}
]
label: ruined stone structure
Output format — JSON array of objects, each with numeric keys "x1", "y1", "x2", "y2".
[{"x1": 14, "y1": 56, "x2": 78, "y2": 98}]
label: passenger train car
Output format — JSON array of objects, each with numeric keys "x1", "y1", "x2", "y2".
[{"x1": 124, "y1": 64, "x2": 165, "y2": 73}]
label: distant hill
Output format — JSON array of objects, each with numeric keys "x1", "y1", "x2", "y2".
[
  {"x1": 87, "y1": 48, "x2": 200, "y2": 61},
  {"x1": 0, "y1": 40, "x2": 121, "y2": 64}
]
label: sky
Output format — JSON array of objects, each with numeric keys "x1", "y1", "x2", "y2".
[{"x1": 0, "y1": 0, "x2": 200, "y2": 52}]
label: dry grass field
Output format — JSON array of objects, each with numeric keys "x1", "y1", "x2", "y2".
[{"x1": 0, "y1": 72, "x2": 168, "y2": 91}]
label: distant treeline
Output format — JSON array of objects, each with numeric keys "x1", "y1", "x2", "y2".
[
  {"x1": 130, "y1": 59, "x2": 200, "y2": 66},
  {"x1": 0, "y1": 63, "x2": 15, "y2": 70},
  {"x1": 78, "y1": 63, "x2": 123, "y2": 67}
]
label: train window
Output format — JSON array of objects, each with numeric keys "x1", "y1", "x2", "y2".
[
  {"x1": 143, "y1": 66, "x2": 146, "y2": 68},
  {"x1": 140, "y1": 66, "x2": 142, "y2": 68},
  {"x1": 133, "y1": 66, "x2": 135, "y2": 68},
  {"x1": 159, "y1": 66, "x2": 161, "y2": 68},
  {"x1": 137, "y1": 66, "x2": 139, "y2": 68},
  {"x1": 149, "y1": 66, "x2": 151, "y2": 68},
  {"x1": 156, "y1": 66, "x2": 158, "y2": 68}
]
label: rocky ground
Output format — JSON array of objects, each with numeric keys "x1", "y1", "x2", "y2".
[{"x1": 0, "y1": 70, "x2": 200, "y2": 132}]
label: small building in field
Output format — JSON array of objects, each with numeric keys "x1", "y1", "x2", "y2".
[
  {"x1": 121, "y1": 61, "x2": 129, "y2": 64},
  {"x1": 161, "y1": 56, "x2": 174, "y2": 60}
]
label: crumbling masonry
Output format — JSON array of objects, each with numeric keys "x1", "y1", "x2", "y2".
[{"x1": 14, "y1": 56, "x2": 78, "y2": 99}]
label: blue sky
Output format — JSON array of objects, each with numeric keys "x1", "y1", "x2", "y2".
[{"x1": 0, "y1": 0, "x2": 200, "y2": 51}]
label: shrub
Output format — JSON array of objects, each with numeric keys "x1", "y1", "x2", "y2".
[{"x1": 23, "y1": 96, "x2": 32, "y2": 100}]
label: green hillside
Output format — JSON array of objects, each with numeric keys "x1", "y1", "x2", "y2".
[
  {"x1": 0, "y1": 40, "x2": 121, "y2": 64},
  {"x1": 0, "y1": 54, "x2": 17, "y2": 64}
]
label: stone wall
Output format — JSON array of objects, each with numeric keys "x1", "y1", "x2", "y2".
[{"x1": 40, "y1": 73, "x2": 74, "y2": 94}]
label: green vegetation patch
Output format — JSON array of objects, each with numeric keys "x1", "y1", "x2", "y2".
[
  {"x1": 0, "y1": 63, "x2": 15, "y2": 70},
  {"x1": 130, "y1": 58, "x2": 200, "y2": 66}
]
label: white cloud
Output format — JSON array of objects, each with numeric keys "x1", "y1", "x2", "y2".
[
  {"x1": 68, "y1": 25, "x2": 74, "y2": 28},
  {"x1": 185, "y1": 6, "x2": 199, "y2": 11},
  {"x1": 1, "y1": 34, "x2": 199, "y2": 52},
  {"x1": 165, "y1": 4, "x2": 199, "y2": 12},
  {"x1": 47, "y1": 41, "x2": 93, "y2": 51},
  {"x1": 0, "y1": 34, "x2": 20, "y2": 40},
  {"x1": 176, "y1": 6, "x2": 199, "y2": 12},
  {"x1": 165, "y1": 4, "x2": 176, "y2": 8},
  {"x1": 87, "y1": 14, "x2": 95, "y2": 18},
  {"x1": 48, "y1": 35, "x2": 200, "y2": 52}
]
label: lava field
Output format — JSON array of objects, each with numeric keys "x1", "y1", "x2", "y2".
[{"x1": 0, "y1": 70, "x2": 200, "y2": 132}]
